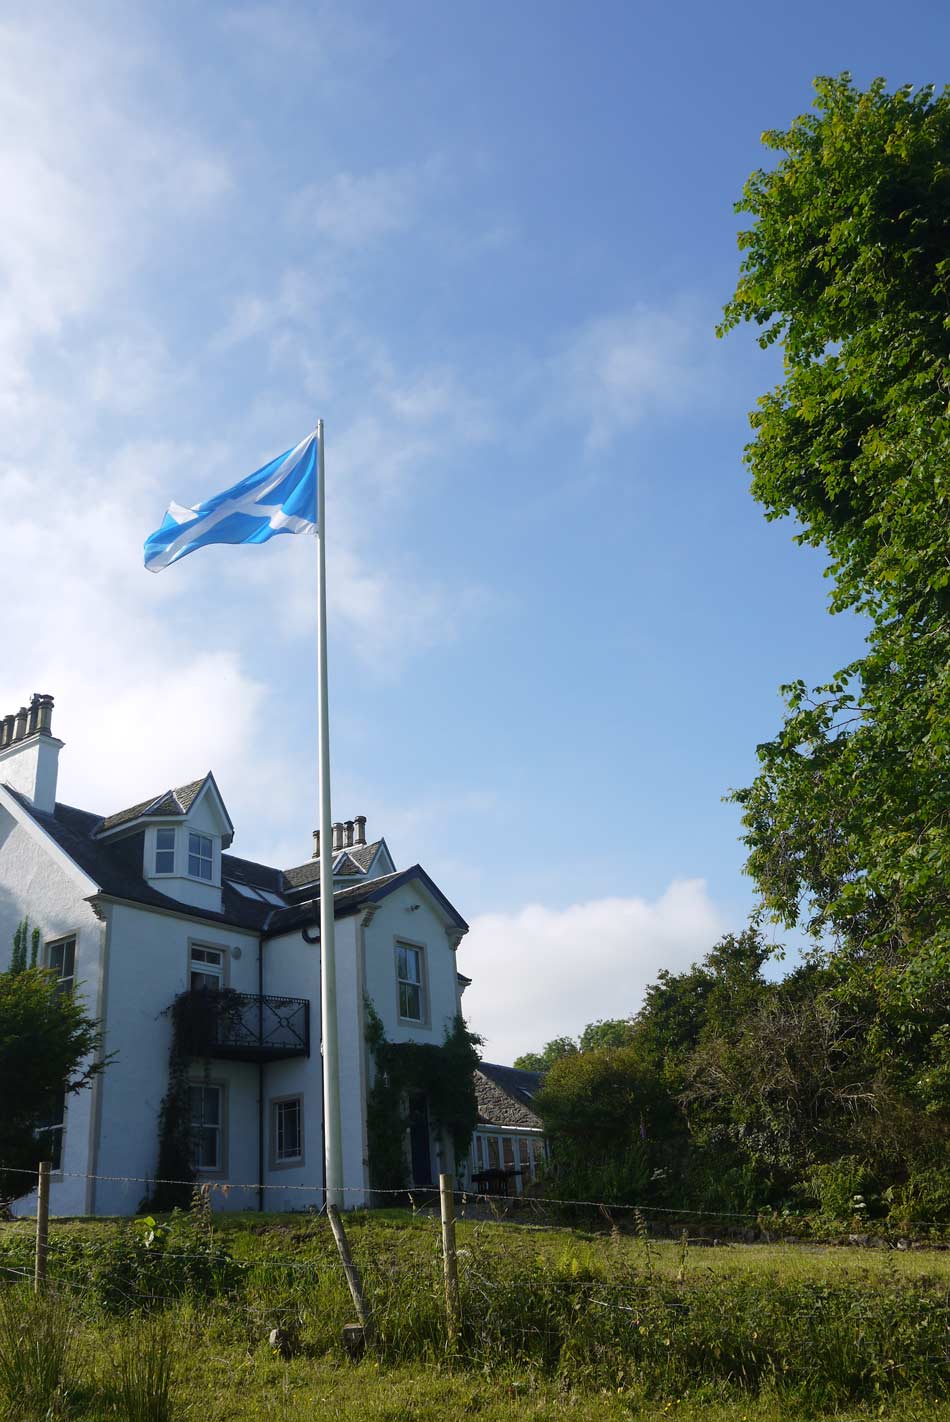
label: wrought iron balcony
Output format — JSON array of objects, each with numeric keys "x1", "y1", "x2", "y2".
[{"x1": 173, "y1": 988, "x2": 310, "y2": 1063}]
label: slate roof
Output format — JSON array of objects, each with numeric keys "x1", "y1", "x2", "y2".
[
  {"x1": 98, "y1": 778, "x2": 208, "y2": 833},
  {"x1": 283, "y1": 840, "x2": 384, "y2": 891},
  {"x1": 4, "y1": 791, "x2": 268, "y2": 931},
  {"x1": 222, "y1": 853, "x2": 285, "y2": 892},
  {"x1": 263, "y1": 865, "x2": 469, "y2": 939},
  {"x1": 475, "y1": 1063, "x2": 544, "y2": 1131},
  {"x1": 3, "y1": 789, "x2": 469, "y2": 942}
]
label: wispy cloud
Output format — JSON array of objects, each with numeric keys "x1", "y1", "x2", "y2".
[
  {"x1": 556, "y1": 300, "x2": 718, "y2": 451},
  {"x1": 291, "y1": 166, "x2": 423, "y2": 247}
]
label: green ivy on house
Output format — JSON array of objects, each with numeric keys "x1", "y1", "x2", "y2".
[
  {"x1": 8, "y1": 918, "x2": 40, "y2": 975},
  {"x1": 364, "y1": 1001, "x2": 481, "y2": 1192},
  {"x1": 148, "y1": 988, "x2": 247, "y2": 1211}
]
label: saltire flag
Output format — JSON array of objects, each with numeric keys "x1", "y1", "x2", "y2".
[{"x1": 144, "y1": 430, "x2": 318, "y2": 573}]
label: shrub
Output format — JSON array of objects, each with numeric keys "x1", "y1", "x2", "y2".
[
  {"x1": 888, "y1": 1166, "x2": 950, "y2": 1228},
  {"x1": 797, "y1": 1156, "x2": 878, "y2": 1222}
]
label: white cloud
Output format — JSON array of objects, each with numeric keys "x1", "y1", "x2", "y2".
[
  {"x1": 558, "y1": 301, "x2": 717, "y2": 450},
  {"x1": 292, "y1": 167, "x2": 421, "y2": 247},
  {"x1": 458, "y1": 880, "x2": 726, "y2": 1064},
  {"x1": 0, "y1": 8, "x2": 497, "y2": 870}
]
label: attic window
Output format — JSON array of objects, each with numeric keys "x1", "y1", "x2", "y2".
[
  {"x1": 155, "y1": 828, "x2": 175, "y2": 875},
  {"x1": 228, "y1": 880, "x2": 286, "y2": 907},
  {"x1": 188, "y1": 832, "x2": 213, "y2": 881}
]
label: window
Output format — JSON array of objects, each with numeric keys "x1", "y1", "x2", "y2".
[
  {"x1": 190, "y1": 945, "x2": 224, "y2": 991},
  {"x1": 35, "y1": 1090, "x2": 65, "y2": 1170},
  {"x1": 228, "y1": 880, "x2": 286, "y2": 907},
  {"x1": 518, "y1": 1137, "x2": 531, "y2": 1185},
  {"x1": 190, "y1": 1083, "x2": 223, "y2": 1171},
  {"x1": 155, "y1": 828, "x2": 175, "y2": 874},
  {"x1": 396, "y1": 943, "x2": 424, "y2": 1022},
  {"x1": 46, "y1": 937, "x2": 76, "y2": 995},
  {"x1": 273, "y1": 1097, "x2": 303, "y2": 1165},
  {"x1": 188, "y1": 832, "x2": 213, "y2": 881},
  {"x1": 486, "y1": 1136, "x2": 500, "y2": 1170}
]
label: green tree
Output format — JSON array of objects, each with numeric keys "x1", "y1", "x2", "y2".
[
  {"x1": 513, "y1": 1035, "x2": 578, "y2": 1072},
  {"x1": 578, "y1": 1018, "x2": 636, "y2": 1053},
  {"x1": 534, "y1": 1045, "x2": 678, "y2": 1204},
  {"x1": 720, "y1": 75, "x2": 950, "y2": 1117},
  {"x1": 0, "y1": 968, "x2": 106, "y2": 1204}
]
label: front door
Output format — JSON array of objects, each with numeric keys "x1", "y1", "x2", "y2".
[{"x1": 407, "y1": 1092, "x2": 432, "y2": 1186}]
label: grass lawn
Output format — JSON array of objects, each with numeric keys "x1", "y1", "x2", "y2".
[{"x1": 1, "y1": 1208, "x2": 948, "y2": 1420}]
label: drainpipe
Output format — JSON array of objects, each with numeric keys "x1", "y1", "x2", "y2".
[{"x1": 257, "y1": 936, "x2": 264, "y2": 1213}]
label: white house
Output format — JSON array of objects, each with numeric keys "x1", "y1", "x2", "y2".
[{"x1": 0, "y1": 693, "x2": 471, "y2": 1216}]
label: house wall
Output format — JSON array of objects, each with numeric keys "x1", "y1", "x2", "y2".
[
  {"x1": 361, "y1": 882, "x2": 464, "y2": 1184},
  {"x1": 90, "y1": 901, "x2": 261, "y2": 1215},
  {"x1": 0, "y1": 800, "x2": 104, "y2": 1217},
  {"x1": 259, "y1": 924, "x2": 327, "y2": 1210}
]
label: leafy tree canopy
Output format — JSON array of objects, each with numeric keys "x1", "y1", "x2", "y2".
[
  {"x1": 513, "y1": 1022, "x2": 634, "y2": 1073},
  {"x1": 0, "y1": 967, "x2": 105, "y2": 1203},
  {"x1": 720, "y1": 76, "x2": 950, "y2": 1090}
]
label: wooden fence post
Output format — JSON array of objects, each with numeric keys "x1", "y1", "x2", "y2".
[
  {"x1": 439, "y1": 1172, "x2": 460, "y2": 1345},
  {"x1": 326, "y1": 1203, "x2": 376, "y2": 1353},
  {"x1": 34, "y1": 1160, "x2": 50, "y2": 1294}
]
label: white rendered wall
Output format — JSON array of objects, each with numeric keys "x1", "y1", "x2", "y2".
[
  {"x1": 361, "y1": 882, "x2": 466, "y2": 1184},
  {"x1": 91, "y1": 901, "x2": 261, "y2": 1215},
  {"x1": 0, "y1": 802, "x2": 104, "y2": 1217},
  {"x1": 259, "y1": 926, "x2": 326, "y2": 1209},
  {"x1": 0, "y1": 736, "x2": 62, "y2": 813}
]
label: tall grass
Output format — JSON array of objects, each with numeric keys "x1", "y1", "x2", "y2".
[
  {"x1": 0, "y1": 1285, "x2": 77, "y2": 1419},
  {"x1": 2, "y1": 1213, "x2": 949, "y2": 1411},
  {"x1": 110, "y1": 1316, "x2": 178, "y2": 1422}
]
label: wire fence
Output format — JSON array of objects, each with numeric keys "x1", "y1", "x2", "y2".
[
  {"x1": 1, "y1": 1165, "x2": 949, "y2": 1414},
  {"x1": 3, "y1": 1161, "x2": 950, "y2": 1231}
]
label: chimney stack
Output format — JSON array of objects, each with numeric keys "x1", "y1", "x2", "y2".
[
  {"x1": 313, "y1": 815, "x2": 367, "y2": 859},
  {"x1": 0, "y1": 693, "x2": 61, "y2": 813}
]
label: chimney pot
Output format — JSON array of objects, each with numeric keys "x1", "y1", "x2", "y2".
[
  {"x1": 312, "y1": 829, "x2": 320, "y2": 859},
  {"x1": 33, "y1": 693, "x2": 54, "y2": 735},
  {"x1": 332, "y1": 821, "x2": 344, "y2": 852},
  {"x1": 353, "y1": 814, "x2": 367, "y2": 846},
  {"x1": 344, "y1": 819, "x2": 354, "y2": 848},
  {"x1": 13, "y1": 707, "x2": 28, "y2": 742}
]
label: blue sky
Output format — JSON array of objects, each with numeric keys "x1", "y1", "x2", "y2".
[{"x1": 3, "y1": 0, "x2": 947, "y2": 1060}]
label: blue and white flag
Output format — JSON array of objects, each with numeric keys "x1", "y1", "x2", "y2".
[{"x1": 144, "y1": 430, "x2": 319, "y2": 573}]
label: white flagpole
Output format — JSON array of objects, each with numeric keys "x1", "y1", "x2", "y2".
[{"x1": 316, "y1": 418, "x2": 343, "y2": 1210}]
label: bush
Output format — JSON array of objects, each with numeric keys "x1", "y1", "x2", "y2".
[
  {"x1": 797, "y1": 1156, "x2": 878, "y2": 1223},
  {"x1": 888, "y1": 1166, "x2": 950, "y2": 1228}
]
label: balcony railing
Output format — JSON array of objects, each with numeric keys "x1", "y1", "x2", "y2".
[{"x1": 174, "y1": 988, "x2": 310, "y2": 1063}]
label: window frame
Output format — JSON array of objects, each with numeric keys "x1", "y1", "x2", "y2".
[
  {"x1": 45, "y1": 935, "x2": 76, "y2": 995},
  {"x1": 270, "y1": 1095, "x2": 305, "y2": 1170},
  {"x1": 394, "y1": 938, "x2": 429, "y2": 1027},
  {"x1": 188, "y1": 831, "x2": 214, "y2": 882},
  {"x1": 189, "y1": 942, "x2": 227, "y2": 992},
  {"x1": 35, "y1": 1088, "x2": 67, "y2": 1172},
  {"x1": 188, "y1": 1080, "x2": 227, "y2": 1176},
  {"x1": 153, "y1": 826, "x2": 177, "y2": 876}
]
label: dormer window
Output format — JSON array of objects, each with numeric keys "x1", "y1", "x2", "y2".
[
  {"x1": 155, "y1": 828, "x2": 175, "y2": 874},
  {"x1": 188, "y1": 832, "x2": 213, "y2": 881}
]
